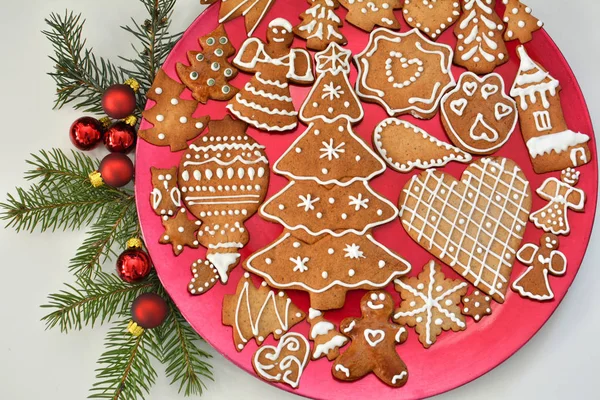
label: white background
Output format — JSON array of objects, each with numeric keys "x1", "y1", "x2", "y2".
[{"x1": 0, "y1": 0, "x2": 598, "y2": 399}]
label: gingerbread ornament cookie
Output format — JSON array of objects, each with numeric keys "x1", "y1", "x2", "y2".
[
  {"x1": 339, "y1": 0, "x2": 403, "y2": 32},
  {"x1": 373, "y1": 118, "x2": 472, "y2": 173},
  {"x1": 502, "y1": 0, "x2": 543, "y2": 44},
  {"x1": 399, "y1": 157, "x2": 532, "y2": 303},
  {"x1": 150, "y1": 167, "x2": 182, "y2": 217},
  {"x1": 453, "y1": 0, "x2": 508, "y2": 74},
  {"x1": 222, "y1": 273, "x2": 306, "y2": 351},
  {"x1": 440, "y1": 72, "x2": 518, "y2": 155},
  {"x1": 202, "y1": 0, "x2": 276, "y2": 37},
  {"x1": 511, "y1": 46, "x2": 591, "y2": 174},
  {"x1": 176, "y1": 25, "x2": 239, "y2": 104},
  {"x1": 159, "y1": 208, "x2": 201, "y2": 256},
  {"x1": 461, "y1": 290, "x2": 492, "y2": 322},
  {"x1": 294, "y1": 0, "x2": 347, "y2": 51},
  {"x1": 308, "y1": 308, "x2": 348, "y2": 360},
  {"x1": 253, "y1": 332, "x2": 310, "y2": 389},
  {"x1": 355, "y1": 28, "x2": 455, "y2": 119},
  {"x1": 512, "y1": 234, "x2": 567, "y2": 301},
  {"x1": 139, "y1": 70, "x2": 209, "y2": 151},
  {"x1": 402, "y1": 0, "x2": 461, "y2": 40},
  {"x1": 227, "y1": 18, "x2": 314, "y2": 132},
  {"x1": 394, "y1": 261, "x2": 468, "y2": 348},
  {"x1": 332, "y1": 291, "x2": 409, "y2": 388}
]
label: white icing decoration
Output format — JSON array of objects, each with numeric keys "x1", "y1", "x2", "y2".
[
  {"x1": 313, "y1": 335, "x2": 348, "y2": 359},
  {"x1": 334, "y1": 364, "x2": 350, "y2": 378},
  {"x1": 364, "y1": 329, "x2": 385, "y2": 347},
  {"x1": 253, "y1": 332, "x2": 309, "y2": 389},
  {"x1": 207, "y1": 252, "x2": 240, "y2": 283}
]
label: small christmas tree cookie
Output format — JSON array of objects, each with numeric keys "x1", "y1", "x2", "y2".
[
  {"x1": 307, "y1": 308, "x2": 348, "y2": 360},
  {"x1": 294, "y1": 0, "x2": 347, "y2": 51},
  {"x1": 502, "y1": 0, "x2": 543, "y2": 43}
]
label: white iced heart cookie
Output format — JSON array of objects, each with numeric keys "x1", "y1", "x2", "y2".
[
  {"x1": 252, "y1": 332, "x2": 310, "y2": 388},
  {"x1": 402, "y1": 0, "x2": 461, "y2": 40}
]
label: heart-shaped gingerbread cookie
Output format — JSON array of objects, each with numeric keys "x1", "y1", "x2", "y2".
[
  {"x1": 399, "y1": 157, "x2": 532, "y2": 303},
  {"x1": 252, "y1": 332, "x2": 310, "y2": 388},
  {"x1": 402, "y1": 0, "x2": 461, "y2": 40}
]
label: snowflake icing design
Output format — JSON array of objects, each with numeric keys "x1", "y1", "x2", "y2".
[
  {"x1": 289, "y1": 256, "x2": 309, "y2": 273},
  {"x1": 344, "y1": 243, "x2": 365, "y2": 259},
  {"x1": 320, "y1": 139, "x2": 346, "y2": 161},
  {"x1": 348, "y1": 193, "x2": 369, "y2": 211},
  {"x1": 297, "y1": 194, "x2": 320, "y2": 212},
  {"x1": 321, "y1": 82, "x2": 344, "y2": 100}
]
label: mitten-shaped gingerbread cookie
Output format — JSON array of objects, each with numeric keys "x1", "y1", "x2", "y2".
[{"x1": 332, "y1": 291, "x2": 409, "y2": 388}]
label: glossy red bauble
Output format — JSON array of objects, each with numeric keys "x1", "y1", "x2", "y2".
[
  {"x1": 102, "y1": 84, "x2": 137, "y2": 119},
  {"x1": 131, "y1": 293, "x2": 169, "y2": 329},
  {"x1": 99, "y1": 153, "x2": 134, "y2": 187},
  {"x1": 69, "y1": 117, "x2": 104, "y2": 150},
  {"x1": 116, "y1": 248, "x2": 152, "y2": 283},
  {"x1": 104, "y1": 122, "x2": 137, "y2": 153}
]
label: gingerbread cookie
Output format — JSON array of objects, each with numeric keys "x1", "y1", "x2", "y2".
[
  {"x1": 159, "y1": 208, "x2": 201, "y2": 256},
  {"x1": 461, "y1": 290, "x2": 492, "y2": 322},
  {"x1": 339, "y1": 0, "x2": 403, "y2": 32},
  {"x1": 308, "y1": 308, "x2": 348, "y2": 360},
  {"x1": 140, "y1": 70, "x2": 209, "y2": 151},
  {"x1": 294, "y1": 0, "x2": 347, "y2": 51},
  {"x1": 454, "y1": 0, "x2": 508, "y2": 74},
  {"x1": 150, "y1": 167, "x2": 182, "y2": 217},
  {"x1": 253, "y1": 332, "x2": 310, "y2": 389},
  {"x1": 373, "y1": 118, "x2": 472, "y2": 173},
  {"x1": 513, "y1": 234, "x2": 567, "y2": 301},
  {"x1": 440, "y1": 72, "x2": 518, "y2": 155},
  {"x1": 178, "y1": 116, "x2": 270, "y2": 289},
  {"x1": 355, "y1": 28, "x2": 455, "y2": 119},
  {"x1": 332, "y1": 291, "x2": 409, "y2": 388},
  {"x1": 502, "y1": 0, "x2": 543, "y2": 43},
  {"x1": 399, "y1": 157, "x2": 532, "y2": 303},
  {"x1": 227, "y1": 18, "x2": 314, "y2": 132},
  {"x1": 402, "y1": 0, "x2": 461, "y2": 40},
  {"x1": 176, "y1": 25, "x2": 238, "y2": 104},
  {"x1": 394, "y1": 261, "x2": 467, "y2": 348},
  {"x1": 188, "y1": 259, "x2": 220, "y2": 294},
  {"x1": 222, "y1": 273, "x2": 306, "y2": 351},
  {"x1": 529, "y1": 168, "x2": 585, "y2": 236},
  {"x1": 511, "y1": 46, "x2": 591, "y2": 174},
  {"x1": 203, "y1": 0, "x2": 276, "y2": 37}
]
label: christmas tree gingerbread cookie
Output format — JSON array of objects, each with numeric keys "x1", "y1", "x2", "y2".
[
  {"x1": 139, "y1": 70, "x2": 209, "y2": 151},
  {"x1": 355, "y1": 28, "x2": 455, "y2": 119},
  {"x1": 332, "y1": 291, "x2": 409, "y2": 388},
  {"x1": 294, "y1": 0, "x2": 347, "y2": 51},
  {"x1": 502, "y1": 0, "x2": 543, "y2": 43},
  {"x1": 339, "y1": 0, "x2": 403, "y2": 32},
  {"x1": 176, "y1": 24, "x2": 238, "y2": 104},
  {"x1": 307, "y1": 308, "x2": 348, "y2": 360},
  {"x1": 227, "y1": 18, "x2": 314, "y2": 132}
]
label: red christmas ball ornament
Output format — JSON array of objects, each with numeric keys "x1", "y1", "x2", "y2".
[
  {"x1": 98, "y1": 153, "x2": 134, "y2": 187},
  {"x1": 69, "y1": 117, "x2": 104, "y2": 150},
  {"x1": 102, "y1": 84, "x2": 137, "y2": 119},
  {"x1": 131, "y1": 293, "x2": 169, "y2": 329},
  {"x1": 104, "y1": 121, "x2": 137, "y2": 153},
  {"x1": 116, "y1": 242, "x2": 152, "y2": 283}
]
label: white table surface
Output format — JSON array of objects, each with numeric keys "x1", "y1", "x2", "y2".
[{"x1": 0, "y1": 0, "x2": 598, "y2": 399}]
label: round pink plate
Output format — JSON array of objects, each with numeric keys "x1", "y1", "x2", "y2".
[{"x1": 135, "y1": 2, "x2": 598, "y2": 399}]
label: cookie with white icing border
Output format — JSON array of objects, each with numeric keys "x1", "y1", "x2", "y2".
[
  {"x1": 440, "y1": 72, "x2": 518, "y2": 155},
  {"x1": 307, "y1": 308, "x2": 348, "y2": 360},
  {"x1": 461, "y1": 289, "x2": 492, "y2": 322},
  {"x1": 339, "y1": 0, "x2": 403, "y2": 32},
  {"x1": 355, "y1": 28, "x2": 456, "y2": 119},
  {"x1": 373, "y1": 118, "x2": 472, "y2": 173},
  {"x1": 502, "y1": 0, "x2": 543, "y2": 44},
  {"x1": 253, "y1": 332, "x2": 310, "y2": 389},
  {"x1": 402, "y1": 0, "x2": 461, "y2": 40},
  {"x1": 332, "y1": 291, "x2": 409, "y2": 388}
]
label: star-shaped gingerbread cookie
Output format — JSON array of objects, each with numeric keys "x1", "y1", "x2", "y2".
[
  {"x1": 461, "y1": 290, "x2": 492, "y2": 322},
  {"x1": 159, "y1": 208, "x2": 201, "y2": 256}
]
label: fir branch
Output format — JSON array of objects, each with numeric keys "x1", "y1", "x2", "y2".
[
  {"x1": 90, "y1": 320, "x2": 160, "y2": 400},
  {"x1": 43, "y1": 12, "x2": 127, "y2": 114},
  {"x1": 41, "y1": 272, "x2": 160, "y2": 333},
  {"x1": 158, "y1": 303, "x2": 214, "y2": 396},
  {"x1": 120, "y1": 0, "x2": 182, "y2": 105}
]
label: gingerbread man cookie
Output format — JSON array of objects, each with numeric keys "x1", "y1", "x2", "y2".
[
  {"x1": 332, "y1": 291, "x2": 409, "y2": 388},
  {"x1": 339, "y1": 0, "x2": 403, "y2": 32}
]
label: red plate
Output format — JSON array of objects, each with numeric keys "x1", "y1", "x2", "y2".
[{"x1": 135, "y1": 2, "x2": 597, "y2": 399}]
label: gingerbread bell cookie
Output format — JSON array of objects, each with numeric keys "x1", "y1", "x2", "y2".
[
  {"x1": 308, "y1": 308, "x2": 348, "y2": 360},
  {"x1": 454, "y1": 0, "x2": 508, "y2": 74},
  {"x1": 139, "y1": 70, "x2": 209, "y2": 151},
  {"x1": 339, "y1": 0, "x2": 403, "y2": 32},
  {"x1": 511, "y1": 46, "x2": 591, "y2": 174},
  {"x1": 402, "y1": 0, "x2": 461, "y2": 40},
  {"x1": 202, "y1": 0, "x2": 275, "y2": 37},
  {"x1": 355, "y1": 28, "x2": 455, "y2": 119},
  {"x1": 373, "y1": 118, "x2": 472, "y2": 173},
  {"x1": 399, "y1": 157, "x2": 532, "y2": 303},
  {"x1": 176, "y1": 24, "x2": 238, "y2": 104},
  {"x1": 294, "y1": 0, "x2": 347, "y2": 51},
  {"x1": 332, "y1": 291, "x2": 409, "y2": 388},
  {"x1": 394, "y1": 261, "x2": 468, "y2": 348},
  {"x1": 253, "y1": 332, "x2": 310, "y2": 389},
  {"x1": 150, "y1": 167, "x2": 182, "y2": 217},
  {"x1": 461, "y1": 290, "x2": 492, "y2": 322},
  {"x1": 227, "y1": 18, "x2": 314, "y2": 132},
  {"x1": 502, "y1": 0, "x2": 543, "y2": 44},
  {"x1": 441, "y1": 72, "x2": 518, "y2": 155},
  {"x1": 513, "y1": 234, "x2": 567, "y2": 301},
  {"x1": 222, "y1": 273, "x2": 306, "y2": 351}
]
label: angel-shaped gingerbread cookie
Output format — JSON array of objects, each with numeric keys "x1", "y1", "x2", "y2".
[
  {"x1": 227, "y1": 18, "x2": 314, "y2": 132},
  {"x1": 512, "y1": 233, "x2": 567, "y2": 301},
  {"x1": 332, "y1": 291, "x2": 409, "y2": 388}
]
